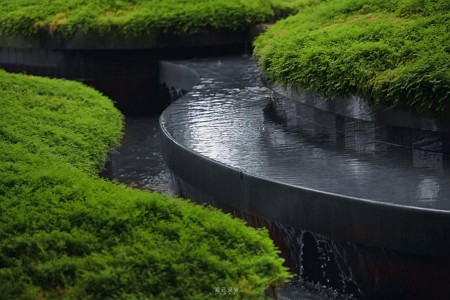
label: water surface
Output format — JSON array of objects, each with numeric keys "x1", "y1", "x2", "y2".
[
  {"x1": 103, "y1": 116, "x2": 172, "y2": 194},
  {"x1": 161, "y1": 56, "x2": 450, "y2": 210}
]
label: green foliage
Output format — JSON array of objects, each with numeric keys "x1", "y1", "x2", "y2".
[
  {"x1": 0, "y1": 71, "x2": 290, "y2": 299},
  {"x1": 0, "y1": 0, "x2": 323, "y2": 37},
  {"x1": 0, "y1": 0, "x2": 275, "y2": 37},
  {"x1": 254, "y1": 0, "x2": 450, "y2": 117},
  {"x1": 0, "y1": 71, "x2": 123, "y2": 174},
  {"x1": 270, "y1": 0, "x2": 326, "y2": 19}
]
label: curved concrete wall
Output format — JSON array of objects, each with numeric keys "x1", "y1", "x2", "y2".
[
  {"x1": 0, "y1": 29, "x2": 250, "y2": 115},
  {"x1": 159, "y1": 61, "x2": 200, "y2": 93},
  {"x1": 0, "y1": 28, "x2": 250, "y2": 50},
  {"x1": 160, "y1": 58, "x2": 450, "y2": 259},
  {"x1": 266, "y1": 81, "x2": 450, "y2": 154},
  {"x1": 161, "y1": 122, "x2": 450, "y2": 259}
]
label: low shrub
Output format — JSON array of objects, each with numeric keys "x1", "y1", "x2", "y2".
[
  {"x1": 0, "y1": 70, "x2": 290, "y2": 299},
  {"x1": 254, "y1": 0, "x2": 450, "y2": 117}
]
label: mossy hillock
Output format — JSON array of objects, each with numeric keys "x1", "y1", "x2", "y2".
[
  {"x1": 0, "y1": 0, "x2": 325, "y2": 37},
  {"x1": 270, "y1": 0, "x2": 325, "y2": 19},
  {"x1": 0, "y1": 70, "x2": 290, "y2": 299},
  {"x1": 254, "y1": 0, "x2": 450, "y2": 117}
]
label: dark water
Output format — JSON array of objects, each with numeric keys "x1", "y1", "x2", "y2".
[
  {"x1": 102, "y1": 116, "x2": 173, "y2": 194},
  {"x1": 160, "y1": 56, "x2": 450, "y2": 211}
]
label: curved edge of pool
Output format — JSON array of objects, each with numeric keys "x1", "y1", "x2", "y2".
[
  {"x1": 159, "y1": 60, "x2": 450, "y2": 260},
  {"x1": 264, "y1": 79, "x2": 450, "y2": 134}
]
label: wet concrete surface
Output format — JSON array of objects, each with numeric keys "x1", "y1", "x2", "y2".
[
  {"x1": 160, "y1": 55, "x2": 450, "y2": 211},
  {"x1": 159, "y1": 55, "x2": 450, "y2": 299},
  {"x1": 105, "y1": 55, "x2": 450, "y2": 299}
]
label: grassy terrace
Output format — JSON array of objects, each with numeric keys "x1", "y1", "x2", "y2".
[
  {"x1": 0, "y1": 0, "x2": 317, "y2": 37},
  {"x1": 0, "y1": 71, "x2": 290, "y2": 298},
  {"x1": 254, "y1": 0, "x2": 450, "y2": 117}
]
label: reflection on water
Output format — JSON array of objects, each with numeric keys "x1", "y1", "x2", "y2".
[
  {"x1": 416, "y1": 177, "x2": 440, "y2": 203},
  {"x1": 102, "y1": 116, "x2": 173, "y2": 195},
  {"x1": 161, "y1": 56, "x2": 450, "y2": 210}
]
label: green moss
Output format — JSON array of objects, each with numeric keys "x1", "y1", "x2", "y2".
[
  {"x1": 0, "y1": 0, "x2": 326, "y2": 37},
  {"x1": 0, "y1": 0, "x2": 275, "y2": 37},
  {"x1": 254, "y1": 0, "x2": 450, "y2": 117},
  {"x1": 0, "y1": 70, "x2": 290, "y2": 299},
  {"x1": 270, "y1": 0, "x2": 326, "y2": 19}
]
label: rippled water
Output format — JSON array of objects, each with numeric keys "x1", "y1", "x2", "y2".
[
  {"x1": 102, "y1": 116, "x2": 173, "y2": 194},
  {"x1": 106, "y1": 56, "x2": 449, "y2": 299},
  {"x1": 161, "y1": 55, "x2": 450, "y2": 211}
]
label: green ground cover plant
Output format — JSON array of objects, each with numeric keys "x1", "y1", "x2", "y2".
[
  {"x1": 0, "y1": 0, "x2": 278, "y2": 37},
  {"x1": 0, "y1": 70, "x2": 290, "y2": 299},
  {"x1": 270, "y1": 0, "x2": 325, "y2": 19},
  {"x1": 254, "y1": 0, "x2": 450, "y2": 117}
]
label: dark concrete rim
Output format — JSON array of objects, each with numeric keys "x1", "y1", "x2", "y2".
[
  {"x1": 159, "y1": 60, "x2": 450, "y2": 259},
  {"x1": 0, "y1": 28, "x2": 251, "y2": 50},
  {"x1": 266, "y1": 81, "x2": 450, "y2": 133}
]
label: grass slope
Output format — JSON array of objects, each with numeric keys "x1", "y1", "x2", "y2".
[
  {"x1": 0, "y1": 70, "x2": 290, "y2": 299},
  {"x1": 254, "y1": 0, "x2": 450, "y2": 117}
]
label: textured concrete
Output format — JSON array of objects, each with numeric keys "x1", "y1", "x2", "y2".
[{"x1": 0, "y1": 29, "x2": 249, "y2": 115}]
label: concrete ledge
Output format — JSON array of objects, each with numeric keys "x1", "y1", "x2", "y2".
[
  {"x1": 266, "y1": 81, "x2": 450, "y2": 153},
  {"x1": 159, "y1": 61, "x2": 199, "y2": 93},
  {"x1": 159, "y1": 57, "x2": 450, "y2": 298},
  {"x1": 0, "y1": 29, "x2": 251, "y2": 115},
  {"x1": 161, "y1": 121, "x2": 450, "y2": 259},
  {"x1": 0, "y1": 28, "x2": 250, "y2": 50}
]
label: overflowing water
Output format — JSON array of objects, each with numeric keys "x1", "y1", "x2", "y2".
[{"x1": 161, "y1": 55, "x2": 450, "y2": 210}]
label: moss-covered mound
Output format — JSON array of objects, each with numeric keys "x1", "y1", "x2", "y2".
[
  {"x1": 0, "y1": 0, "x2": 270, "y2": 37},
  {"x1": 0, "y1": 70, "x2": 290, "y2": 299},
  {"x1": 254, "y1": 0, "x2": 450, "y2": 116},
  {"x1": 270, "y1": 0, "x2": 325, "y2": 19},
  {"x1": 0, "y1": 0, "x2": 323, "y2": 37}
]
